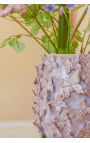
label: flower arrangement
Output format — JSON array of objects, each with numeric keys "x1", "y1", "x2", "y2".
[
  {"x1": 0, "y1": 5, "x2": 90, "y2": 138},
  {"x1": 0, "y1": 4, "x2": 90, "y2": 54}
]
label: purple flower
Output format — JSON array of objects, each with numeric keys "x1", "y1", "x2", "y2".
[
  {"x1": 59, "y1": 4, "x2": 79, "y2": 15},
  {"x1": 0, "y1": 4, "x2": 26, "y2": 17},
  {"x1": 59, "y1": 7, "x2": 64, "y2": 15},
  {"x1": 67, "y1": 4, "x2": 78, "y2": 10},
  {"x1": 43, "y1": 4, "x2": 59, "y2": 12},
  {"x1": 14, "y1": 4, "x2": 27, "y2": 14}
]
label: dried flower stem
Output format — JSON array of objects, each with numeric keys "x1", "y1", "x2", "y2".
[
  {"x1": 70, "y1": 5, "x2": 88, "y2": 43},
  {"x1": 50, "y1": 15, "x2": 58, "y2": 41},
  {"x1": 83, "y1": 34, "x2": 90, "y2": 53},
  {"x1": 36, "y1": 18, "x2": 58, "y2": 53},
  {"x1": 80, "y1": 25, "x2": 89, "y2": 54}
]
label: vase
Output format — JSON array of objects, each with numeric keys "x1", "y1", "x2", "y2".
[{"x1": 33, "y1": 54, "x2": 90, "y2": 138}]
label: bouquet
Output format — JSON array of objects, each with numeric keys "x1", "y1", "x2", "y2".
[{"x1": 0, "y1": 4, "x2": 89, "y2": 54}]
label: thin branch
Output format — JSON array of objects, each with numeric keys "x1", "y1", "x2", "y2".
[
  {"x1": 9, "y1": 14, "x2": 49, "y2": 53},
  {"x1": 20, "y1": 33, "x2": 42, "y2": 40},
  {"x1": 3, "y1": 14, "x2": 25, "y2": 23},
  {"x1": 80, "y1": 26, "x2": 89, "y2": 54},
  {"x1": 52, "y1": 19, "x2": 58, "y2": 30},
  {"x1": 36, "y1": 18, "x2": 58, "y2": 53},
  {"x1": 50, "y1": 15, "x2": 58, "y2": 41},
  {"x1": 40, "y1": 8, "x2": 59, "y2": 23},
  {"x1": 83, "y1": 34, "x2": 90, "y2": 53},
  {"x1": 70, "y1": 5, "x2": 88, "y2": 43},
  {"x1": 52, "y1": 16, "x2": 59, "y2": 23}
]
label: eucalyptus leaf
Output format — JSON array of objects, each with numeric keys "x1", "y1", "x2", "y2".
[
  {"x1": 41, "y1": 35, "x2": 56, "y2": 53},
  {"x1": 22, "y1": 4, "x2": 41, "y2": 25},
  {"x1": 70, "y1": 41, "x2": 78, "y2": 53},
  {"x1": 8, "y1": 38, "x2": 25, "y2": 53},
  {"x1": 37, "y1": 12, "x2": 52, "y2": 28},
  {"x1": 75, "y1": 33, "x2": 83, "y2": 42},
  {"x1": 43, "y1": 42, "x2": 56, "y2": 53},
  {"x1": 24, "y1": 19, "x2": 35, "y2": 26},
  {"x1": 31, "y1": 23, "x2": 40, "y2": 35},
  {"x1": 42, "y1": 35, "x2": 49, "y2": 43},
  {"x1": 0, "y1": 35, "x2": 21, "y2": 49}
]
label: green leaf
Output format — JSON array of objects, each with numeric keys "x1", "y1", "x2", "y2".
[
  {"x1": 0, "y1": 35, "x2": 21, "y2": 48},
  {"x1": 43, "y1": 19, "x2": 52, "y2": 28},
  {"x1": 37, "y1": 12, "x2": 52, "y2": 28},
  {"x1": 42, "y1": 35, "x2": 49, "y2": 43},
  {"x1": 22, "y1": 5, "x2": 41, "y2": 25},
  {"x1": 43, "y1": 42, "x2": 56, "y2": 53},
  {"x1": 70, "y1": 41, "x2": 78, "y2": 53},
  {"x1": 31, "y1": 23, "x2": 40, "y2": 35},
  {"x1": 8, "y1": 38, "x2": 25, "y2": 53},
  {"x1": 25, "y1": 19, "x2": 35, "y2": 26},
  {"x1": 58, "y1": 8, "x2": 70, "y2": 53},
  {"x1": 41, "y1": 35, "x2": 56, "y2": 53},
  {"x1": 58, "y1": 48, "x2": 67, "y2": 54},
  {"x1": 75, "y1": 33, "x2": 83, "y2": 42}
]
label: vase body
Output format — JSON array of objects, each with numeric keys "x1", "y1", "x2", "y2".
[{"x1": 33, "y1": 54, "x2": 90, "y2": 138}]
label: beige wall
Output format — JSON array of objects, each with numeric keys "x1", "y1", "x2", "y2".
[
  {"x1": 0, "y1": 17, "x2": 46, "y2": 120},
  {"x1": 0, "y1": 5, "x2": 89, "y2": 120},
  {"x1": 76, "y1": 5, "x2": 89, "y2": 53}
]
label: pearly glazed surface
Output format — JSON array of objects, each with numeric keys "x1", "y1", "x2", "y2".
[{"x1": 33, "y1": 54, "x2": 90, "y2": 138}]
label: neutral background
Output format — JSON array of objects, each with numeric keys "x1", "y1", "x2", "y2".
[{"x1": 0, "y1": 5, "x2": 89, "y2": 121}]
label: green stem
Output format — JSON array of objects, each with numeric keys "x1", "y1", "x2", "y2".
[
  {"x1": 36, "y1": 18, "x2": 58, "y2": 53},
  {"x1": 64, "y1": 12, "x2": 70, "y2": 53},
  {"x1": 9, "y1": 14, "x2": 49, "y2": 53},
  {"x1": 70, "y1": 5, "x2": 88, "y2": 43}
]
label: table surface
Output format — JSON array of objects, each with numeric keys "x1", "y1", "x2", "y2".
[{"x1": 0, "y1": 121, "x2": 41, "y2": 138}]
